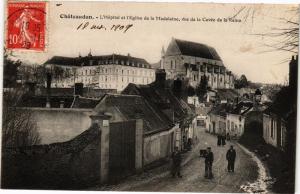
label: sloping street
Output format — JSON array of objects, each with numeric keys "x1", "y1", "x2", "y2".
[{"x1": 96, "y1": 130, "x2": 261, "y2": 193}]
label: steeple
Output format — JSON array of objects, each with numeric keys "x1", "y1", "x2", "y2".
[
  {"x1": 161, "y1": 46, "x2": 165, "y2": 57},
  {"x1": 160, "y1": 46, "x2": 165, "y2": 69},
  {"x1": 88, "y1": 49, "x2": 92, "y2": 57}
]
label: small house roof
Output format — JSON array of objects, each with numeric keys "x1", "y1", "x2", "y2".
[{"x1": 100, "y1": 94, "x2": 174, "y2": 135}]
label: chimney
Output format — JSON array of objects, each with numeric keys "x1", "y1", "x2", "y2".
[
  {"x1": 289, "y1": 55, "x2": 298, "y2": 90},
  {"x1": 155, "y1": 69, "x2": 166, "y2": 88},
  {"x1": 74, "y1": 82, "x2": 84, "y2": 96},
  {"x1": 46, "y1": 73, "x2": 52, "y2": 108}
]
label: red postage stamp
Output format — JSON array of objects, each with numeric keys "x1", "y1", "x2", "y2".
[{"x1": 6, "y1": 2, "x2": 46, "y2": 51}]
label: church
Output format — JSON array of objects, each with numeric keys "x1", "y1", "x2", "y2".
[{"x1": 161, "y1": 38, "x2": 234, "y2": 89}]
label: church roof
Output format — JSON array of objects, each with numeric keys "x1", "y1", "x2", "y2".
[{"x1": 167, "y1": 38, "x2": 222, "y2": 61}]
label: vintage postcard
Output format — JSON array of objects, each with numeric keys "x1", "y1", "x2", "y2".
[{"x1": 1, "y1": 1, "x2": 299, "y2": 193}]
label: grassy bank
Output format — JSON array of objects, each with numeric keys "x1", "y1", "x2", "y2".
[{"x1": 239, "y1": 132, "x2": 295, "y2": 193}]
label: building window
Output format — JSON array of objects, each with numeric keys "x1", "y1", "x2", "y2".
[
  {"x1": 171, "y1": 60, "x2": 173, "y2": 69},
  {"x1": 214, "y1": 77, "x2": 216, "y2": 82},
  {"x1": 271, "y1": 119, "x2": 275, "y2": 138},
  {"x1": 220, "y1": 77, "x2": 222, "y2": 82}
]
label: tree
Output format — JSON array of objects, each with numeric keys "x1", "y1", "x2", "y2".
[
  {"x1": 2, "y1": 89, "x2": 41, "y2": 147},
  {"x1": 234, "y1": 74, "x2": 249, "y2": 89},
  {"x1": 3, "y1": 49, "x2": 21, "y2": 88},
  {"x1": 231, "y1": 6, "x2": 298, "y2": 54},
  {"x1": 195, "y1": 74, "x2": 208, "y2": 100},
  {"x1": 187, "y1": 85, "x2": 195, "y2": 96}
]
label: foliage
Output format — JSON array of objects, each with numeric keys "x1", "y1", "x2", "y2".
[
  {"x1": 4, "y1": 49, "x2": 21, "y2": 88},
  {"x1": 195, "y1": 74, "x2": 208, "y2": 99},
  {"x1": 232, "y1": 6, "x2": 299, "y2": 54},
  {"x1": 2, "y1": 89, "x2": 41, "y2": 147},
  {"x1": 234, "y1": 74, "x2": 249, "y2": 89}
]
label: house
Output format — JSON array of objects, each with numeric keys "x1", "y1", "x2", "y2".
[
  {"x1": 187, "y1": 95, "x2": 201, "y2": 107},
  {"x1": 206, "y1": 104, "x2": 227, "y2": 134},
  {"x1": 122, "y1": 69, "x2": 196, "y2": 151},
  {"x1": 262, "y1": 54, "x2": 298, "y2": 150},
  {"x1": 94, "y1": 94, "x2": 176, "y2": 166},
  {"x1": 263, "y1": 107, "x2": 287, "y2": 150},
  {"x1": 44, "y1": 52, "x2": 156, "y2": 91},
  {"x1": 16, "y1": 86, "x2": 178, "y2": 167},
  {"x1": 207, "y1": 101, "x2": 253, "y2": 138},
  {"x1": 160, "y1": 38, "x2": 234, "y2": 89}
]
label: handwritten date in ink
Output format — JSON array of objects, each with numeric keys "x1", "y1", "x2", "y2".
[{"x1": 77, "y1": 22, "x2": 133, "y2": 33}]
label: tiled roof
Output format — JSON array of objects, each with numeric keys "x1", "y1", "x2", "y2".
[
  {"x1": 44, "y1": 54, "x2": 151, "y2": 68},
  {"x1": 38, "y1": 87, "x2": 116, "y2": 98},
  {"x1": 209, "y1": 101, "x2": 253, "y2": 116},
  {"x1": 216, "y1": 89, "x2": 239, "y2": 101},
  {"x1": 102, "y1": 94, "x2": 174, "y2": 134},
  {"x1": 71, "y1": 96, "x2": 102, "y2": 109},
  {"x1": 16, "y1": 95, "x2": 75, "y2": 108},
  {"x1": 208, "y1": 104, "x2": 228, "y2": 117},
  {"x1": 174, "y1": 39, "x2": 222, "y2": 61},
  {"x1": 122, "y1": 82, "x2": 194, "y2": 122}
]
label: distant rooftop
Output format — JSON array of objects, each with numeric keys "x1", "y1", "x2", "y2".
[{"x1": 44, "y1": 54, "x2": 151, "y2": 68}]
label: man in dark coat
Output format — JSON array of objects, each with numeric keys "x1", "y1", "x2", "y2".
[
  {"x1": 204, "y1": 147, "x2": 214, "y2": 179},
  {"x1": 226, "y1": 133, "x2": 231, "y2": 141},
  {"x1": 226, "y1": 145, "x2": 236, "y2": 172},
  {"x1": 217, "y1": 135, "x2": 221, "y2": 146},
  {"x1": 171, "y1": 147, "x2": 182, "y2": 178},
  {"x1": 221, "y1": 135, "x2": 226, "y2": 146},
  {"x1": 221, "y1": 132, "x2": 226, "y2": 146}
]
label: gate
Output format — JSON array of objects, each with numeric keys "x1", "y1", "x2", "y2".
[{"x1": 109, "y1": 120, "x2": 136, "y2": 182}]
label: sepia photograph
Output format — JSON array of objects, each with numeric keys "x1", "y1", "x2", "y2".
[{"x1": 1, "y1": 1, "x2": 299, "y2": 193}]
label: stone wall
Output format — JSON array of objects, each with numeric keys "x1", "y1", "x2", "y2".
[
  {"x1": 1, "y1": 124, "x2": 101, "y2": 189},
  {"x1": 23, "y1": 108, "x2": 94, "y2": 144},
  {"x1": 143, "y1": 129, "x2": 175, "y2": 166}
]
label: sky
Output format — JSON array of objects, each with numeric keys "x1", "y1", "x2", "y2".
[{"x1": 6, "y1": 2, "x2": 299, "y2": 84}]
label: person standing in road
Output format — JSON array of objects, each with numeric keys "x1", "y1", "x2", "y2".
[
  {"x1": 226, "y1": 145, "x2": 237, "y2": 172},
  {"x1": 221, "y1": 132, "x2": 226, "y2": 146},
  {"x1": 226, "y1": 132, "x2": 231, "y2": 141},
  {"x1": 171, "y1": 147, "x2": 182, "y2": 178},
  {"x1": 204, "y1": 147, "x2": 214, "y2": 179},
  {"x1": 217, "y1": 135, "x2": 221, "y2": 146}
]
